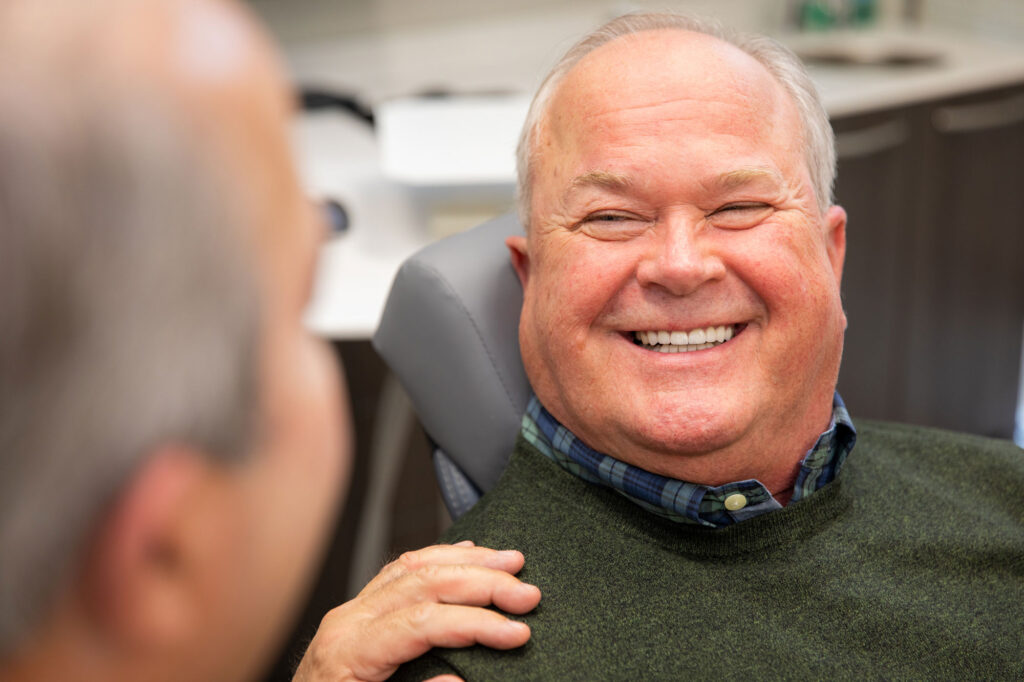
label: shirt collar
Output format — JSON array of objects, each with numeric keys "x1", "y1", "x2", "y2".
[{"x1": 520, "y1": 394, "x2": 857, "y2": 528}]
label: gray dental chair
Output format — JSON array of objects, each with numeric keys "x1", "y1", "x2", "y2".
[{"x1": 372, "y1": 213, "x2": 531, "y2": 520}]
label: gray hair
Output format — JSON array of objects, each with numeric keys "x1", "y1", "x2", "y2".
[
  {"x1": 515, "y1": 12, "x2": 836, "y2": 226},
  {"x1": 0, "y1": 29, "x2": 261, "y2": 654}
]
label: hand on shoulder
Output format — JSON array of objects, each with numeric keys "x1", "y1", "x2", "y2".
[{"x1": 292, "y1": 541, "x2": 540, "y2": 682}]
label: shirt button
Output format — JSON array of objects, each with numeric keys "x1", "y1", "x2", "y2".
[{"x1": 724, "y1": 493, "x2": 748, "y2": 511}]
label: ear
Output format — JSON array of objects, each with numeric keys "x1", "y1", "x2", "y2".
[
  {"x1": 823, "y1": 205, "x2": 848, "y2": 330},
  {"x1": 823, "y1": 205, "x2": 846, "y2": 286},
  {"x1": 81, "y1": 446, "x2": 231, "y2": 648},
  {"x1": 506, "y1": 234, "x2": 530, "y2": 290}
]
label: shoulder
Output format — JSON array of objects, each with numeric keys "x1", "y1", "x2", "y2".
[
  {"x1": 855, "y1": 419, "x2": 1023, "y2": 463},
  {"x1": 439, "y1": 434, "x2": 596, "y2": 546},
  {"x1": 849, "y1": 420, "x2": 1024, "y2": 516}
]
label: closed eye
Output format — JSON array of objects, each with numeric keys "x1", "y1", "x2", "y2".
[
  {"x1": 715, "y1": 202, "x2": 770, "y2": 213},
  {"x1": 576, "y1": 211, "x2": 650, "y2": 240},
  {"x1": 708, "y1": 202, "x2": 773, "y2": 229},
  {"x1": 582, "y1": 212, "x2": 632, "y2": 222}
]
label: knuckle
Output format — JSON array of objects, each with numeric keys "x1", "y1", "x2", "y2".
[
  {"x1": 402, "y1": 563, "x2": 445, "y2": 596},
  {"x1": 405, "y1": 601, "x2": 436, "y2": 627},
  {"x1": 396, "y1": 549, "x2": 423, "y2": 572}
]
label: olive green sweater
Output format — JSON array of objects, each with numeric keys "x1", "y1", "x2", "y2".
[{"x1": 395, "y1": 421, "x2": 1024, "y2": 680}]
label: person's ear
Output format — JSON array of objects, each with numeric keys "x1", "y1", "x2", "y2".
[
  {"x1": 823, "y1": 204, "x2": 848, "y2": 331},
  {"x1": 823, "y1": 205, "x2": 847, "y2": 286},
  {"x1": 506, "y1": 235, "x2": 530, "y2": 290},
  {"x1": 81, "y1": 446, "x2": 233, "y2": 649}
]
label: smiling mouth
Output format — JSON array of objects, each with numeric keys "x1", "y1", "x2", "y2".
[{"x1": 632, "y1": 324, "x2": 744, "y2": 353}]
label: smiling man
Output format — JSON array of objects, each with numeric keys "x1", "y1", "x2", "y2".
[
  {"x1": 393, "y1": 12, "x2": 1024, "y2": 680},
  {"x1": 511, "y1": 25, "x2": 847, "y2": 500}
]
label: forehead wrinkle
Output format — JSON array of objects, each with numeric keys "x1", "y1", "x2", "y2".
[{"x1": 571, "y1": 95, "x2": 748, "y2": 135}]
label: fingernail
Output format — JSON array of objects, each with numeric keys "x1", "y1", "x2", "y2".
[
  {"x1": 505, "y1": 620, "x2": 530, "y2": 635},
  {"x1": 497, "y1": 550, "x2": 522, "y2": 560},
  {"x1": 454, "y1": 540, "x2": 475, "y2": 547}
]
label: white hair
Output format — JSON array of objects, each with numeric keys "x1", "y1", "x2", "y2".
[
  {"x1": 0, "y1": 22, "x2": 261, "y2": 654},
  {"x1": 515, "y1": 12, "x2": 836, "y2": 226}
]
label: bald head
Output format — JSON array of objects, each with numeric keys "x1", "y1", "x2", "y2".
[{"x1": 515, "y1": 13, "x2": 835, "y2": 227}]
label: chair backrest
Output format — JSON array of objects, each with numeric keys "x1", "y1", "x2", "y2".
[{"x1": 372, "y1": 212, "x2": 531, "y2": 518}]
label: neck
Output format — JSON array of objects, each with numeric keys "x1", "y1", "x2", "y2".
[{"x1": 562, "y1": 394, "x2": 837, "y2": 492}]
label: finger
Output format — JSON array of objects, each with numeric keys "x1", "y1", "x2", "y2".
[
  {"x1": 360, "y1": 545, "x2": 526, "y2": 595},
  {"x1": 400, "y1": 603, "x2": 532, "y2": 652},
  {"x1": 365, "y1": 563, "x2": 542, "y2": 616},
  {"x1": 453, "y1": 540, "x2": 475, "y2": 547},
  {"x1": 425, "y1": 676, "x2": 464, "y2": 682},
  {"x1": 358, "y1": 603, "x2": 531, "y2": 676}
]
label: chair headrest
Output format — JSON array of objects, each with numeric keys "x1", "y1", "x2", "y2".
[{"x1": 373, "y1": 213, "x2": 530, "y2": 494}]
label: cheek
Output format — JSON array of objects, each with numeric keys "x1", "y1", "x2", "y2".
[
  {"x1": 740, "y1": 230, "x2": 846, "y2": 369},
  {"x1": 287, "y1": 338, "x2": 348, "y2": 496},
  {"x1": 254, "y1": 332, "x2": 348, "y2": 540},
  {"x1": 742, "y1": 225, "x2": 840, "y2": 306},
  {"x1": 531, "y1": 239, "x2": 637, "y2": 328}
]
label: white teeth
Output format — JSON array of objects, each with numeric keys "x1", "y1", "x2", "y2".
[{"x1": 635, "y1": 325, "x2": 738, "y2": 352}]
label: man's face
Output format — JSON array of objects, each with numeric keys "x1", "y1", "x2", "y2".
[{"x1": 511, "y1": 30, "x2": 847, "y2": 486}]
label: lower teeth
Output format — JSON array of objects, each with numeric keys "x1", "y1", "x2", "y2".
[{"x1": 650, "y1": 342, "x2": 718, "y2": 353}]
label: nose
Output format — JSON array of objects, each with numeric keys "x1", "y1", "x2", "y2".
[{"x1": 635, "y1": 217, "x2": 726, "y2": 296}]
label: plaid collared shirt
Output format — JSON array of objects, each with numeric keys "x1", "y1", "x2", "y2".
[{"x1": 521, "y1": 393, "x2": 857, "y2": 528}]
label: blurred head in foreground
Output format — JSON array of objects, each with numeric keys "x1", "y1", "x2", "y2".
[{"x1": 0, "y1": 0, "x2": 350, "y2": 680}]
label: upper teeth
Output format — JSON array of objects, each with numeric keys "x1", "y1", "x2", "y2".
[{"x1": 635, "y1": 325, "x2": 734, "y2": 352}]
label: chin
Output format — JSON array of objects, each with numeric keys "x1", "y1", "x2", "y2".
[{"x1": 601, "y1": 402, "x2": 752, "y2": 467}]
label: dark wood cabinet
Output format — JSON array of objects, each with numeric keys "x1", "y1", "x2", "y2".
[
  {"x1": 833, "y1": 83, "x2": 1024, "y2": 439},
  {"x1": 834, "y1": 107, "x2": 922, "y2": 421}
]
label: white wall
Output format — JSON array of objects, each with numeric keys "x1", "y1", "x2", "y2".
[{"x1": 925, "y1": 0, "x2": 1024, "y2": 43}]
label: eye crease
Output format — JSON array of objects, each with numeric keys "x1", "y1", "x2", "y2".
[
  {"x1": 585, "y1": 212, "x2": 634, "y2": 221},
  {"x1": 713, "y1": 202, "x2": 770, "y2": 213}
]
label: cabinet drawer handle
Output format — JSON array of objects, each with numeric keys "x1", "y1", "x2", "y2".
[
  {"x1": 932, "y1": 93, "x2": 1024, "y2": 133},
  {"x1": 835, "y1": 119, "x2": 908, "y2": 159}
]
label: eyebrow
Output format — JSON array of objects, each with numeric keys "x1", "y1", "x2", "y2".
[
  {"x1": 561, "y1": 166, "x2": 785, "y2": 205},
  {"x1": 712, "y1": 167, "x2": 784, "y2": 191},
  {"x1": 565, "y1": 170, "x2": 635, "y2": 198}
]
